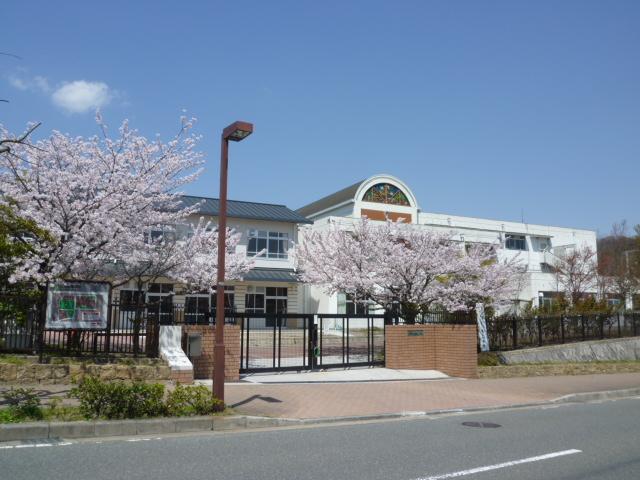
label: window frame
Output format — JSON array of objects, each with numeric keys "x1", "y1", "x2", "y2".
[
  {"x1": 505, "y1": 234, "x2": 527, "y2": 251},
  {"x1": 247, "y1": 230, "x2": 290, "y2": 259}
]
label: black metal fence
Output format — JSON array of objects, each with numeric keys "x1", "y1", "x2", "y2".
[
  {"x1": 399, "y1": 309, "x2": 476, "y2": 325},
  {"x1": 486, "y1": 312, "x2": 640, "y2": 351},
  {"x1": 0, "y1": 298, "x2": 165, "y2": 359},
  {"x1": 238, "y1": 313, "x2": 386, "y2": 373}
]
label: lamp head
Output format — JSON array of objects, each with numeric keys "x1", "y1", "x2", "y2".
[{"x1": 223, "y1": 121, "x2": 253, "y2": 142}]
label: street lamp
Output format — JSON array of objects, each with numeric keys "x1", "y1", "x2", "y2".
[{"x1": 214, "y1": 120, "x2": 253, "y2": 402}]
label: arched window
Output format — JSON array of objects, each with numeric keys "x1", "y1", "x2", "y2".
[{"x1": 362, "y1": 183, "x2": 410, "y2": 206}]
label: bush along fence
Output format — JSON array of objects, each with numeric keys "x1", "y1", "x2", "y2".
[{"x1": 486, "y1": 312, "x2": 640, "y2": 351}]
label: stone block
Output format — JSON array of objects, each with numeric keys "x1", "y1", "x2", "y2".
[
  {"x1": 245, "y1": 416, "x2": 282, "y2": 429},
  {"x1": 49, "y1": 421, "x2": 95, "y2": 439},
  {"x1": 51, "y1": 365, "x2": 69, "y2": 380},
  {"x1": 68, "y1": 364, "x2": 83, "y2": 382},
  {"x1": 16, "y1": 365, "x2": 36, "y2": 382},
  {"x1": 135, "y1": 418, "x2": 177, "y2": 435},
  {"x1": 174, "y1": 416, "x2": 214, "y2": 433},
  {"x1": 0, "y1": 363, "x2": 18, "y2": 382},
  {"x1": 94, "y1": 420, "x2": 138, "y2": 437},
  {"x1": 212, "y1": 416, "x2": 247, "y2": 431},
  {"x1": 34, "y1": 364, "x2": 53, "y2": 381},
  {"x1": 114, "y1": 365, "x2": 132, "y2": 380},
  {"x1": 98, "y1": 365, "x2": 117, "y2": 381},
  {"x1": 0, "y1": 422, "x2": 49, "y2": 442}
]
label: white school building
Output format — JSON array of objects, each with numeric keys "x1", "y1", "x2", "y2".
[
  {"x1": 296, "y1": 174, "x2": 598, "y2": 315},
  {"x1": 113, "y1": 173, "x2": 598, "y2": 318}
]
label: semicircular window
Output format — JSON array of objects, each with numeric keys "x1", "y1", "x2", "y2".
[{"x1": 362, "y1": 183, "x2": 410, "y2": 206}]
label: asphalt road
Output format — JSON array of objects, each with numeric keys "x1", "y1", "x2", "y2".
[{"x1": 2, "y1": 398, "x2": 640, "y2": 480}]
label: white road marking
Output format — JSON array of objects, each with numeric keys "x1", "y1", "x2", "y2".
[
  {"x1": 0, "y1": 441, "x2": 73, "y2": 450},
  {"x1": 415, "y1": 449, "x2": 582, "y2": 480}
]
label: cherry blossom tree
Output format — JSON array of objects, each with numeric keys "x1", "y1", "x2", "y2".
[
  {"x1": 551, "y1": 245, "x2": 598, "y2": 308},
  {"x1": 0, "y1": 115, "x2": 253, "y2": 296},
  {"x1": 294, "y1": 218, "x2": 524, "y2": 322}
]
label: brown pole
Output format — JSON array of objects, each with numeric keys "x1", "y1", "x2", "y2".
[{"x1": 213, "y1": 136, "x2": 229, "y2": 402}]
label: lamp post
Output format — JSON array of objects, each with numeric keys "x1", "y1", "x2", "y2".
[{"x1": 214, "y1": 120, "x2": 253, "y2": 402}]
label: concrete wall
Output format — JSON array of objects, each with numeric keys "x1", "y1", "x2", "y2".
[
  {"x1": 385, "y1": 324, "x2": 478, "y2": 378},
  {"x1": 181, "y1": 325, "x2": 240, "y2": 381},
  {"x1": 499, "y1": 336, "x2": 640, "y2": 364}
]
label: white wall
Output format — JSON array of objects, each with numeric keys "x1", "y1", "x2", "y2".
[
  {"x1": 185, "y1": 214, "x2": 298, "y2": 270},
  {"x1": 297, "y1": 173, "x2": 599, "y2": 314}
]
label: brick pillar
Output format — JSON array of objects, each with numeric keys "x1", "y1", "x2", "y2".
[{"x1": 182, "y1": 324, "x2": 241, "y2": 381}]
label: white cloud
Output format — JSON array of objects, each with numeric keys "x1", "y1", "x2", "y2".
[
  {"x1": 51, "y1": 80, "x2": 112, "y2": 114},
  {"x1": 8, "y1": 74, "x2": 50, "y2": 93}
]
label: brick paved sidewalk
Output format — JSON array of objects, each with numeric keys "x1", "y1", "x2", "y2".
[{"x1": 225, "y1": 372, "x2": 640, "y2": 419}]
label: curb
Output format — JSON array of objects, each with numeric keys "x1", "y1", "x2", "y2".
[
  {"x1": 2, "y1": 388, "x2": 639, "y2": 443},
  {"x1": 552, "y1": 387, "x2": 640, "y2": 404}
]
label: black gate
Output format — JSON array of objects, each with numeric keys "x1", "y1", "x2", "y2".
[{"x1": 239, "y1": 313, "x2": 385, "y2": 373}]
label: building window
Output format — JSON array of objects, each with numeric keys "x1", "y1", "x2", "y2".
[
  {"x1": 145, "y1": 226, "x2": 176, "y2": 244},
  {"x1": 266, "y1": 287, "x2": 288, "y2": 314},
  {"x1": 212, "y1": 286, "x2": 235, "y2": 316},
  {"x1": 245, "y1": 286, "x2": 266, "y2": 313},
  {"x1": 337, "y1": 293, "x2": 369, "y2": 315},
  {"x1": 505, "y1": 234, "x2": 527, "y2": 251},
  {"x1": 118, "y1": 290, "x2": 144, "y2": 310},
  {"x1": 147, "y1": 283, "x2": 174, "y2": 324},
  {"x1": 247, "y1": 230, "x2": 289, "y2": 259},
  {"x1": 532, "y1": 236, "x2": 552, "y2": 252},
  {"x1": 362, "y1": 183, "x2": 410, "y2": 206},
  {"x1": 538, "y1": 291, "x2": 558, "y2": 312},
  {"x1": 185, "y1": 294, "x2": 210, "y2": 324},
  {"x1": 540, "y1": 262, "x2": 555, "y2": 273}
]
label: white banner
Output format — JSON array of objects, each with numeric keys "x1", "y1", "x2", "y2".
[
  {"x1": 46, "y1": 281, "x2": 110, "y2": 329},
  {"x1": 475, "y1": 302, "x2": 490, "y2": 352}
]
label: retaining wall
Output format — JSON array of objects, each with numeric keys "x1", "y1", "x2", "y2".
[
  {"x1": 499, "y1": 336, "x2": 640, "y2": 364},
  {"x1": 0, "y1": 359, "x2": 171, "y2": 384}
]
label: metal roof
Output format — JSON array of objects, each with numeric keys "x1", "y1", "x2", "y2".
[
  {"x1": 243, "y1": 268, "x2": 300, "y2": 283},
  {"x1": 296, "y1": 180, "x2": 363, "y2": 218},
  {"x1": 179, "y1": 195, "x2": 312, "y2": 224}
]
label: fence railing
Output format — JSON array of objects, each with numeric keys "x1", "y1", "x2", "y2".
[
  {"x1": 391, "y1": 309, "x2": 476, "y2": 325},
  {"x1": 0, "y1": 300, "x2": 165, "y2": 359},
  {"x1": 486, "y1": 312, "x2": 640, "y2": 351}
]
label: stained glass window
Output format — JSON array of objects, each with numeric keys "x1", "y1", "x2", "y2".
[{"x1": 362, "y1": 183, "x2": 410, "y2": 206}]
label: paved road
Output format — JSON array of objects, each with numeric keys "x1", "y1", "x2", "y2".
[{"x1": 2, "y1": 398, "x2": 639, "y2": 480}]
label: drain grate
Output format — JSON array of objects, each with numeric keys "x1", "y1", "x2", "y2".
[{"x1": 461, "y1": 421, "x2": 502, "y2": 428}]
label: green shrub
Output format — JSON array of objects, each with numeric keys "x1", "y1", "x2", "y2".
[
  {"x1": 0, "y1": 408, "x2": 19, "y2": 423},
  {"x1": 70, "y1": 377, "x2": 166, "y2": 420},
  {"x1": 165, "y1": 384, "x2": 224, "y2": 416},
  {"x1": 2, "y1": 387, "x2": 43, "y2": 420},
  {"x1": 477, "y1": 352, "x2": 502, "y2": 367},
  {"x1": 0, "y1": 388, "x2": 43, "y2": 422}
]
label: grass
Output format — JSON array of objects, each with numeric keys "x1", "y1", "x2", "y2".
[{"x1": 0, "y1": 354, "x2": 33, "y2": 365}]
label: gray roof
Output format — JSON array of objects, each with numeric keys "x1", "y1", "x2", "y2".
[
  {"x1": 243, "y1": 268, "x2": 300, "y2": 283},
  {"x1": 179, "y1": 195, "x2": 312, "y2": 224},
  {"x1": 296, "y1": 180, "x2": 363, "y2": 218}
]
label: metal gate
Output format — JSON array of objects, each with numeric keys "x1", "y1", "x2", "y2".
[{"x1": 239, "y1": 313, "x2": 385, "y2": 373}]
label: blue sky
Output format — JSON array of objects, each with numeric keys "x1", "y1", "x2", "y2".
[{"x1": 2, "y1": 1, "x2": 639, "y2": 236}]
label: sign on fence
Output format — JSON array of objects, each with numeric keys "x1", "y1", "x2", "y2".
[
  {"x1": 476, "y1": 303, "x2": 490, "y2": 352},
  {"x1": 46, "y1": 281, "x2": 110, "y2": 329}
]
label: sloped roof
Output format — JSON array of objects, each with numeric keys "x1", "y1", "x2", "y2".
[
  {"x1": 243, "y1": 268, "x2": 300, "y2": 283},
  {"x1": 296, "y1": 180, "x2": 363, "y2": 218},
  {"x1": 179, "y1": 195, "x2": 312, "y2": 224}
]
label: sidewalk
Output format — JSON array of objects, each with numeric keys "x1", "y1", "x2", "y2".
[{"x1": 224, "y1": 372, "x2": 640, "y2": 419}]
